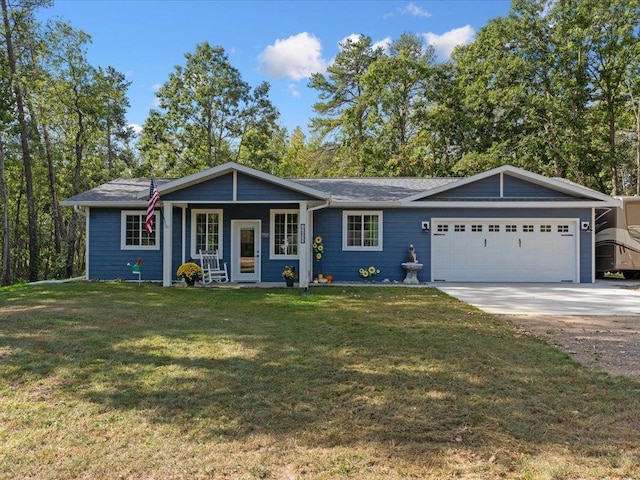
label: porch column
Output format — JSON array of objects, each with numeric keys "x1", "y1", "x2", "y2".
[
  {"x1": 299, "y1": 201, "x2": 309, "y2": 288},
  {"x1": 162, "y1": 202, "x2": 173, "y2": 287}
]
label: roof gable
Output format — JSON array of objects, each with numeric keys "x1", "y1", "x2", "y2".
[
  {"x1": 141, "y1": 162, "x2": 329, "y2": 201},
  {"x1": 402, "y1": 165, "x2": 616, "y2": 205}
]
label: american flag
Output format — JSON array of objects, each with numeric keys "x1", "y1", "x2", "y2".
[{"x1": 146, "y1": 178, "x2": 159, "y2": 234}]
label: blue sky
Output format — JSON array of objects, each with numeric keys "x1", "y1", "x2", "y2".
[{"x1": 39, "y1": 0, "x2": 511, "y2": 135}]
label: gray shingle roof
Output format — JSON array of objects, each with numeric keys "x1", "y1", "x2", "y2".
[
  {"x1": 291, "y1": 177, "x2": 457, "y2": 202},
  {"x1": 62, "y1": 176, "x2": 458, "y2": 205},
  {"x1": 61, "y1": 178, "x2": 173, "y2": 204}
]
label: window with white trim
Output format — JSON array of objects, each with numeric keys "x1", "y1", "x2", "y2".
[
  {"x1": 120, "y1": 211, "x2": 159, "y2": 250},
  {"x1": 270, "y1": 210, "x2": 299, "y2": 259},
  {"x1": 343, "y1": 211, "x2": 383, "y2": 250},
  {"x1": 191, "y1": 209, "x2": 222, "y2": 258}
]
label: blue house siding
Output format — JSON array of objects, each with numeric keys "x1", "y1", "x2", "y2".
[
  {"x1": 162, "y1": 174, "x2": 234, "y2": 202},
  {"x1": 312, "y1": 208, "x2": 419, "y2": 283},
  {"x1": 503, "y1": 175, "x2": 573, "y2": 198},
  {"x1": 73, "y1": 163, "x2": 610, "y2": 285},
  {"x1": 89, "y1": 208, "x2": 163, "y2": 281},
  {"x1": 177, "y1": 203, "x2": 301, "y2": 282},
  {"x1": 312, "y1": 207, "x2": 593, "y2": 283},
  {"x1": 237, "y1": 174, "x2": 317, "y2": 201},
  {"x1": 427, "y1": 175, "x2": 500, "y2": 199}
]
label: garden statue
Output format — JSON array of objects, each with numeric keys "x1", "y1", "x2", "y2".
[
  {"x1": 402, "y1": 244, "x2": 423, "y2": 284},
  {"x1": 408, "y1": 244, "x2": 418, "y2": 263}
]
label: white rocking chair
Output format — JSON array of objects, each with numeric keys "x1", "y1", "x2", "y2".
[{"x1": 200, "y1": 250, "x2": 229, "y2": 284}]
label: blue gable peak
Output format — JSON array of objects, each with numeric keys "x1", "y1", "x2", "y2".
[{"x1": 136, "y1": 162, "x2": 330, "y2": 201}]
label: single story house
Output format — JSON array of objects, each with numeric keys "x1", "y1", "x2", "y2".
[{"x1": 60, "y1": 161, "x2": 619, "y2": 287}]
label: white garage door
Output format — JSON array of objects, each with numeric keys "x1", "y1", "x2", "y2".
[{"x1": 431, "y1": 219, "x2": 578, "y2": 282}]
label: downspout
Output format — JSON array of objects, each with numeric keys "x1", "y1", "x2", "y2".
[
  {"x1": 306, "y1": 200, "x2": 330, "y2": 286},
  {"x1": 73, "y1": 205, "x2": 89, "y2": 280}
]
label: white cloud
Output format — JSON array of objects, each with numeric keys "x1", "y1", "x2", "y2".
[
  {"x1": 258, "y1": 32, "x2": 327, "y2": 80},
  {"x1": 338, "y1": 34, "x2": 391, "y2": 53},
  {"x1": 372, "y1": 37, "x2": 392, "y2": 52},
  {"x1": 151, "y1": 83, "x2": 162, "y2": 92},
  {"x1": 339, "y1": 33, "x2": 362, "y2": 48},
  {"x1": 401, "y1": 2, "x2": 431, "y2": 18},
  {"x1": 288, "y1": 83, "x2": 301, "y2": 98},
  {"x1": 423, "y1": 25, "x2": 475, "y2": 59},
  {"x1": 129, "y1": 123, "x2": 143, "y2": 135}
]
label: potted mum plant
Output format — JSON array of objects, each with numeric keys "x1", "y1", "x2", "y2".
[
  {"x1": 176, "y1": 262, "x2": 203, "y2": 286},
  {"x1": 282, "y1": 265, "x2": 296, "y2": 287}
]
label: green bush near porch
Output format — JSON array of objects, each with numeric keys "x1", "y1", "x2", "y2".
[{"x1": 1, "y1": 283, "x2": 639, "y2": 478}]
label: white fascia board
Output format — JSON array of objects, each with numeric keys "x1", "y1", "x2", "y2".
[
  {"x1": 404, "y1": 199, "x2": 621, "y2": 208},
  {"x1": 137, "y1": 161, "x2": 330, "y2": 200},
  {"x1": 59, "y1": 200, "x2": 151, "y2": 208},
  {"x1": 325, "y1": 201, "x2": 402, "y2": 208}
]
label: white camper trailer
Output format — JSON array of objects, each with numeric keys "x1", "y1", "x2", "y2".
[{"x1": 596, "y1": 196, "x2": 640, "y2": 278}]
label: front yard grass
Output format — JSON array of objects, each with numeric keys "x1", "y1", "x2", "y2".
[{"x1": 1, "y1": 283, "x2": 639, "y2": 479}]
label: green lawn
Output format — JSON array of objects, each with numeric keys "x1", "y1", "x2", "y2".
[{"x1": 1, "y1": 283, "x2": 639, "y2": 479}]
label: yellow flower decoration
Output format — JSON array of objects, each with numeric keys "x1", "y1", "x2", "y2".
[
  {"x1": 359, "y1": 265, "x2": 380, "y2": 279},
  {"x1": 176, "y1": 262, "x2": 203, "y2": 281},
  {"x1": 314, "y1": 236, "x2": 322, "y2": 244}
]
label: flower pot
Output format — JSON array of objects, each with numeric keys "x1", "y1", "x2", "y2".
[
  {"x1": 285, "y1": 278, "x2": 294, "y2": 287},
  {"x1": 185, "y1": 278, "x2": 196, "y2": 287}
]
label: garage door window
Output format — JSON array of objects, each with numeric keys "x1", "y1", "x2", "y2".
[
  {"x1": 506, "y1": 225, "x2": 517, "y2": 232},
  {"x1": 523, "y1": 225, "x2": 534, "y2": 232},
  {"x1": 437, "y1": 224, "x2": 448, "y2": 233},
  {"x1": 540, "y1": 225, "x2": 551, "y2": 232},
  {"x1": 472, "y1": 225, "x2": 483, "y2": 232},
  {"x1": 489, "y1": 224, "x2": 499, "y2": 232},
  {"x1": 558, "y1": 225, "x2": 569, "y2": 233},
  {"x1": 454, "y1": 224, "x2": 465, "y2": 232}
]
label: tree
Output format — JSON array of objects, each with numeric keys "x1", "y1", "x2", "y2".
[
  {"x1": 309, "y1": 35, "x2": 383, "y2": 175},
  {"x1": 140, "y1": 42, "x2": 279, "y2": 176},
  {"x1": 580, "y1": 0, "x2": 640, "y2": 194},
  {"x1": 0, "y1": 57, "x2": 10, "y2": 285},
  {"x1": 362, "y1": 33, "x2": 437, "y2": 176},
  {"x1": 1, "y1": 0, "x2": 44, "y2": 281}
]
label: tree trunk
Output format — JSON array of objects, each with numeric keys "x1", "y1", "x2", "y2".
[
  {"x1": 0, "y1": 133, "x2": 11, "y2": 286},
  {"x1": 65, "y1": 90, "x2": 85, "y2": 278},
  {"x1": 1, "y1": 0, "x2": 38, "y2": 281}
]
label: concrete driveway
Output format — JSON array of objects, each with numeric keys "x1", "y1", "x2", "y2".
[{"x1": 436, "y1": 279, "x2": 640, "y2": 316}]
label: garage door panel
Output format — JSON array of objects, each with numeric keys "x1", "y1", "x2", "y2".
[{"x1": 432, "y1": 219, "x2": 578, "y2": 283}]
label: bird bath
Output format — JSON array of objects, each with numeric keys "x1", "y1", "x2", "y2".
[{"x1": 401, "y1": 262, "x2": 423, "y2": 284}]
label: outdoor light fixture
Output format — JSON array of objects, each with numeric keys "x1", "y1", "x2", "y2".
[{"x1": 421, "y1": 221, "x2": 430, "y2": 232}]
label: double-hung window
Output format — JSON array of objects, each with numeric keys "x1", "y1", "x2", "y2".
[
  {"x1": 191, "y1": 209, "x2": 222, "y2": 258},
  {"x1": 343, "y1": 211, "x2": 383, "y2": 251},
  {"x1": 120, "y1": 211, "x2": 159, "y2": 250},
  {"x1": 270, "y1": 210, "x2": 299, "y2": 259}
]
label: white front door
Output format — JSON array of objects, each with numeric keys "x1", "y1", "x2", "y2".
[{"x1": 231, "y1": 220, "x2": 261, "y2": 282}]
